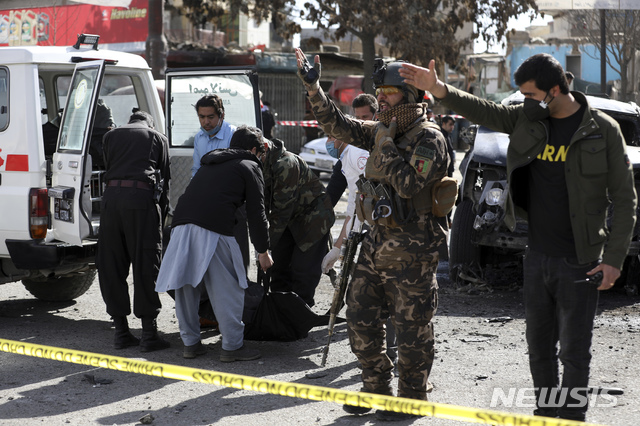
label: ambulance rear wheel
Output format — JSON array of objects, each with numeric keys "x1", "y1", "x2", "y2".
[{"x1": 23, "y1": 269, "x2": 96, "y2": 302}]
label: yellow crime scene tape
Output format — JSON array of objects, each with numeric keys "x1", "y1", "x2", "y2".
[{"x1": 0, "y1": 338, "x2": 601, "y2": 426}]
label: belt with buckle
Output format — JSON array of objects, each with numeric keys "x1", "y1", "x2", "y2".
[{"x1": 107, "y1": 180, "x2": 152, "y2": 190}]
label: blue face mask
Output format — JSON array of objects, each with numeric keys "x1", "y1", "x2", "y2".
[
  {"x1": 326, "y1": 139, "x2": 341, "y2": 159},
  {"x1": 201, "y1": 121, "x2": 222, "y2": 137}
]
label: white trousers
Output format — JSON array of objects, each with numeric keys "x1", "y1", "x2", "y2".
[{"x1": 175, "y1": 237, "x2": 246, "y2": 351}]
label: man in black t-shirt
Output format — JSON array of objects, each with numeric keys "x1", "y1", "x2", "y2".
[{"x1": 526, "y1": 104, "x2": 585, "y2": 257}]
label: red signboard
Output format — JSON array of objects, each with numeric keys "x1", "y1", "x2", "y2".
[{"x1": 0, "y1": 0, "x2": 148, "y2": 48}]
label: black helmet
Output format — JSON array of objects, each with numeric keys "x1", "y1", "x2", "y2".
[{"x1": 372, "y1": 58, "x2": 425, "y2": 103}]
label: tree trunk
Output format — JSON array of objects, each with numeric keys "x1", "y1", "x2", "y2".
[
  {"x1": 145, "y1": 0, "x2": 168, "y2": 80},
  {"x1": 360, "y1": 31, "x2": 377, "y2": 95},
  {"x1": 620, "y1": 60, "x2": 629, "y2": 102}
]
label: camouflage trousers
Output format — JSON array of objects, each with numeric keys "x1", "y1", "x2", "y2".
[{"x1": 346, "y1": 218, "x2": 441, "y2": 401}]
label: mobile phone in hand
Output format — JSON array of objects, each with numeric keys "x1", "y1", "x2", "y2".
[{"x1": 574, "y1": 271, "x2": 603, "y2": 286}]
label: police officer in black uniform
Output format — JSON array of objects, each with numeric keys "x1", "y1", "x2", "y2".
[{"x1": 97, "y1": 110, "x2": 171, "y2": 352}]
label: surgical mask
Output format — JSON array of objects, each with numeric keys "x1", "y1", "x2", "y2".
[
  {"x1": 201, "y1": 121, "x2": 222, "y2": 137},
  {"x1": 523, "y1": 92, "x2": 554, "y2": 122},
  {"x1": 326, "y1": 139, "x2": 341, "y2": 159}
]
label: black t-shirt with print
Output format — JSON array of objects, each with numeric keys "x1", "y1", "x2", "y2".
[{"x1": 526, "y1": 104, "x2": 586, "y2": 257}]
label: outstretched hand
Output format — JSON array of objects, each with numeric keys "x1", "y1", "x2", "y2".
[
  {"x1": 294, "y1": 47, "x2": 321, "y2": 95},
  {"x1": 398, "y1": 60, "x2": 448, "y2": 99}
]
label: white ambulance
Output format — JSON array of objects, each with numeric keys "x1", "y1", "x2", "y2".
[{"x1": 0, "y1": 34, "x2": 262, "y2": 301}]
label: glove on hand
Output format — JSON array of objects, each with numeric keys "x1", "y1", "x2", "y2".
[
  {"x1": 297, "y1": 56, "x2": 321, "y2": 93},
  {"x1": 375, "y1": 118, "x2": 397, "y2": 147},
  {"x1": 321, "y1": 246, "x2": 341, "y2": 274}
]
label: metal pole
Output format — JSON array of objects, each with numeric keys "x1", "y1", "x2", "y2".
[
  {"x1": 600, "y1": 9, "x2": 606, "y2": 95},
  {"x1": 146, "y1": 0, "x2": 168, "y2": 80}
]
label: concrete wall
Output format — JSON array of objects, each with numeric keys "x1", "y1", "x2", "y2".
[
  {"x1": 580, "y1": 44, "x2": 620, "y2": 84},
  {"x1": 508, "y1": 43, "x2": 620, "y2": 90},
  {"x1": 508, "y1": 44, "x2": 573, "y2": 87}
]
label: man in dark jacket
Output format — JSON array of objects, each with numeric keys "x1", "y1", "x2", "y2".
[
  {"x1": 156, "y1": 126, "x2": 273, "y2": 362},
  {"x1": 262, "y1": 138, "x2": 335, "y2": 307},
  {"x1": 439, "y1": 115, "x2": 456, "y2": 178},
  {"x1": 98, "y1": 110, "x2": 171, "y2": 352}
]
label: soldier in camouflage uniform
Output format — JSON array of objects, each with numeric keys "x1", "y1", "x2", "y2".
[
  {"x1": 262, "y1": 137, "x2": 335, "y2": 308},
  {"x1": 295, "y1": 48, "x2": 451, "y2": 421}
]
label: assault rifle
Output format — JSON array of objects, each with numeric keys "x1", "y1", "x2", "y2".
[{"x1": 321, "y1": 227, "x2": 365, "y2": 366}]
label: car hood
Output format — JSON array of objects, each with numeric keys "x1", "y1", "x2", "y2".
[
  {"x1": 470, "y1": 126, "x2": 509, "y2": 166},
  {"x1": 627, "y1": 146, "x2": 640, "y2": 169},
  {"x1": 305, "y1": 136, "x2": 329, "y2": 152}
]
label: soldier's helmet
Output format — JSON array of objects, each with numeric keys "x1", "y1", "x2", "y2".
[{"x1": 372, "y1": 59, "x2": 425, "y2": 104}]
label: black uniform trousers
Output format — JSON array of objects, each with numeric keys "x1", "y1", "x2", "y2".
[
  {"x1": 97, "y1": 186, "x2": 163, "y2": 318},
  {"x1": 269, "y1": 227, "x2": 329, "y2": 307}
]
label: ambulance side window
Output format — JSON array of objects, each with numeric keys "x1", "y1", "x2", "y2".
[
  {"x1": 0, "y1": 68, "x2": 8, "y2": 131},
  {"x1": 39, "y1": 78, "x2": 48, "y2": 126}
]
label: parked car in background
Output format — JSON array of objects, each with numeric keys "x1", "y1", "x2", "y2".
[
  {"x1": 449, "y1": 91, "x2": 640, "y2": 296},
  {"x1": 299, "y1": 136, "x2": 337, "y2": 175}
]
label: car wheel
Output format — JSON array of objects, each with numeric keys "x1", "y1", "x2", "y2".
[
  {"x1": 620, "y1": 255, "x2": 640, "y2": 296},
  {"x1": 449, "y1": 199, "x2": 481, "y2": 281},
  {"x1": 22, "y1": 269, "x2": 96, "y2": 302}
]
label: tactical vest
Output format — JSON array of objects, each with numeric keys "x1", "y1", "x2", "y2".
[{"x1": 357, "y1": 120, "x2": 455, "y2": 228}]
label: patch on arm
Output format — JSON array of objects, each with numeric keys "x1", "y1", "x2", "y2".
[{"x1": 411, "y1": 146, "x2": 435, "y2": 175}]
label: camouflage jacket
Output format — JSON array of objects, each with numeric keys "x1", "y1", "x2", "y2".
[
  {"x1": 262, "y1": 138, "x2": 335, "y2": 251},
  {"x1": 308, "y1": 89, "x2": 450, "y2": 215}
]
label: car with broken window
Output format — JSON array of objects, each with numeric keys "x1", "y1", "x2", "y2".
[{"x1": 449, "y1": 91, "x2": 640, "y2": 296}]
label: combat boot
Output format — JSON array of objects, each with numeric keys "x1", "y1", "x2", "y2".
[
  {"x1": 374, "y1": 410, "x2": 418, "y2": 421},
  {"x1": 343, "y1": 388, "x2": 392, "y2": 416},
  {"x1": 139, "y1": 317, "x2": 170, "y2": 352},
  {"x1": 113, "y1": 316, "x2": 139, "y2": 349}
]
